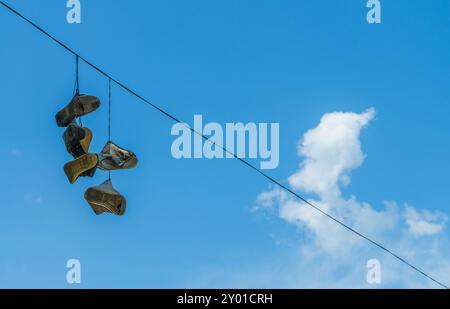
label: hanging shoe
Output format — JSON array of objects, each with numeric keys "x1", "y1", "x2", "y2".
[
  {"x1": 84, "y1": 179, "x2": 126, "y2": 216},
  {"x1": 63, "y1": 122, "x2": 93, "y2": 158},
  {"x1": 97, "y1": 141, "x2": 138, "y2": 171},
  {"x1": 64, "y1": 153, "x2": 98, "y2": 184},
  {"x1": 55, "y1": 94, "x2": 100, "y2": 127}
]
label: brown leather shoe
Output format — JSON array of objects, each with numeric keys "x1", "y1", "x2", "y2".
[
  {"x1": 84, "y1": 180, "x2": 126, "y2": 216},
  {"x1": 55, "y1": 95, "x2": 100, "y2": 127}
]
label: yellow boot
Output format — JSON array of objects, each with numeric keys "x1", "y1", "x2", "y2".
[{"x1": 64, "y1": 154, "x2": 98, "y2": 184}]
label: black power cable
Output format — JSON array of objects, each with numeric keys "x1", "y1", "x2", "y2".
[{"x1": 0, "y1": 0, "x2": 447, "y2": 289}]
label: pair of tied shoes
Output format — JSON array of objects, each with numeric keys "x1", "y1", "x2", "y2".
[
  {"x1": 81, "y1": 144, "x2": 137, "y2": 216},
  {"x1": 64, "y1": 141, "x2": 138, "y2": 184},
  {"x1": 84, "y1": 143, "x2": 137, "y2": 216}
]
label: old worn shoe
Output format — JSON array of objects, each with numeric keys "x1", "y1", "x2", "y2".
[
  {"x1": 55, "y1": 94, "x2": 100, "y2": 127},
  {"x1": 97, "y1": 141, "x2": 138, "y2": 171},
  {"x1": 64, "y1": 153, "x2": 98, "y2": 184},
  {"x1": 84, "y1": 180, "x2": 126, "y2": 216},
  {"x1": 63, "y1": 122, "x2": 93, "y2": 158}
]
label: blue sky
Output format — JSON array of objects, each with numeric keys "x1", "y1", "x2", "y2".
[{"x1": 0, "y1": 0, "x2": 449, "y2": 288}]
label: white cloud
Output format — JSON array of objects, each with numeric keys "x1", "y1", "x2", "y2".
[
  {"x1": 253, "y1": 108, "x2": 449, "y2": 287},
  {"x1": 255, "y1": 187, "x2": 286, "y2": 210},
  {"x1": 288, "y1": 108, "x2": 375, "y2": 200},
  {"x1": 260, "y1": 108, "x2": 398, "y2": 254}
]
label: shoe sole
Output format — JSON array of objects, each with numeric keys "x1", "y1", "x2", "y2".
[
  {"x1": 64, "y1": 154, "x2": 98, "y2": 184},
  {"x1": 84, "y1": 188, "x2": 126, "y2": 216},
  {"x1": 56, "y1": 96, "x2": 100, "y2": 127}
]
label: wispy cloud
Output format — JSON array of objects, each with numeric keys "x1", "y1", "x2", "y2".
[
  {"x1": 404, "y1": 205, "x2": 447, "y2": 237},
  {"x1": 24, "y1": 193, "x2": 43, "y2": 205}
]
